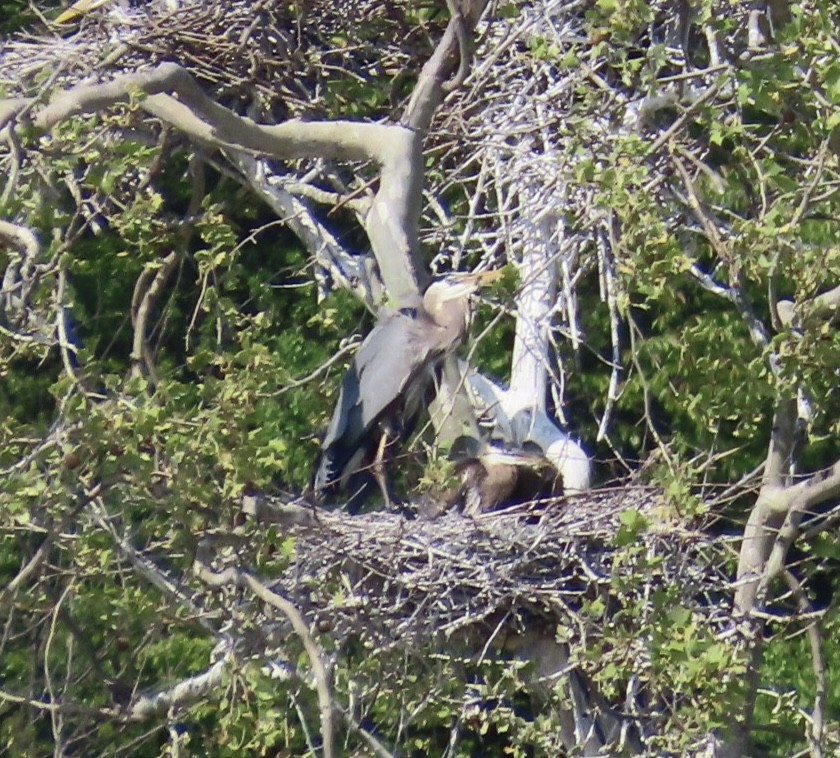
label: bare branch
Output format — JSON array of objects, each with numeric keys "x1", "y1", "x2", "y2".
[
  {"x1": 127, "y1": 657, "x2": 229, "y2": 721},
  {"x1": 55, "y1": 266, "x2": 80, "y2": 382},
  {"x1": 0, "y1": 97, "x2": 31, "y2": 130},
  {"x1": 403, "y1": 1, "x2": 489, "y2": 131},
  {"x1": 786, "y1": 459, "x2": 840, "y2": 512},
  {"x1": 194, "y1": 564, "x2": 335, "y2": 758},
  {"x1": 0, "y1": 483, "x2": 103, "y2": 602},
  {"x1": 11, "y1": 62, "x2": 426, "y2": 302},
  {"x1": 0, "y1": 219, "x2": 39, "y2": 258},
  {"x1": 231, "y1": 154, "x2": 380, "y2": 308},
  {"x1": 737, "y1": 449, "x2": 840, "y2": 614},
  {"x1": 776, "y1": 283, "x2": 840, "y2": 328},
  {"x1": 0, "y1": 687, "x2": 117, "y2": 720},
  {"x1": 335, "y1": 704, "x2": 397, "y2": 758},
  {"x1": 596, "y1": 225, "x2": 622, "y2": 442},
  {"x1": 131, "y1": 156, "x2": 203, "y2": 381},
  {"x1": 763, "y1": 398, "x2": 799, "y2": 490},
  {"x1": 750, "y1": 459, "x2": 840, "y2": 610}
]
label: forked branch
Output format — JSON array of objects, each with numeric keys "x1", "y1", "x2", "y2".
[{"x1": 2, "y1": 62, "x2": 426, "y2": 303}]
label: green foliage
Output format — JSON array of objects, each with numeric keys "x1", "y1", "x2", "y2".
[
  {"x1": 0, "y1": 103, "x2": 361, "y2": 755},
  {"x1": 0, "y1": 0, "x2": 58, "y2": 33},
  {"x1": 579, "y1": 539, "x2": 746, "y2": 752},
  {"x1": 4, "y1": 0, "x2": 840, "y2": 755},
  {"x1": 753, "y1": 598, "x2": 840, "y2": 756},
  {"x1": 552, "y1": 2, "x2": 840, "y2": 489}
]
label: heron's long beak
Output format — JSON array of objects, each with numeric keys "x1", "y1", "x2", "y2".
[
  {"x1": 461, "y1": 269, "x2": 505, "y2": 286},
  {"x1": 55, "y1": 0, "x2": 112, "y2": 24},
  {"x1": 431, "y1": 268, "x2": 505, "y2": 304},
  {"x1": 448, "y1": 268, "x2": 505, "y2": 291}
]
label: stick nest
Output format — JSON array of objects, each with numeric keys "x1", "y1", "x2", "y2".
[
  {"x1": 244, "y1": 486, "x2": 734, "y2": 650},
  {"x1": 2, "y1": 0, "x2": 440, "y2": 120}
]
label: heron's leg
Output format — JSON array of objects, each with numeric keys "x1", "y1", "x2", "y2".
[{"x1": 372, "y1": 429, "x2": 392, "y2": 509}]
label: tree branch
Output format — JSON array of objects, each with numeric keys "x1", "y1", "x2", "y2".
[
  {"x1": 229, "y1": 154, "x2": 380, "y2": 308},
  {"x1": 194, "y1": 563, "x2": 335, "y2": 758},
  {"x1": 752, "y1": 459, "x2": 840, "y2": 608},
  {"x1": 403, "y1": 1, "x2": 489, "y2": 132},
  {"x1": 126, "y1": 656, "x2": 230, "y2": 721},
  {"x1": 783, "y1": 571, "x2": 825, "y2": 757},
  {"x1": 0, "y1": 218, "x2": 39, "y2": 258},
  {"x1": 776, "y1": 282, "x2": 840, "y2": 328},
  {"x1": 8, "y1": 62, "x2": 426, "y2": 303},
  {"x1": 734, "y1": 403, "x2": 840, "y2": 612},
  {"x1": 735, "y1": 430, "x2": 794, "y2": 613}
]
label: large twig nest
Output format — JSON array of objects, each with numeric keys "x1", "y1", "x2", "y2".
[
  {"x1": 232, "y1": 486, "x2": 734, "y2": 650},
  {"x1": 2, "y1": 0, "x2": 441, "y2": 117}
]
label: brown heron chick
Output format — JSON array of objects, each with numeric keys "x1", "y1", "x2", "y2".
[
  {"x1": 313, "y1": 270, "x2": 502, "y2": 513},
  {"x1": 448, "y1": 440, "x2": 562, "y2": 516}
]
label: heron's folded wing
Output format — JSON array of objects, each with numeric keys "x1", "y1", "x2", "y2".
[{"x1": 353, "y1": 313, "x2": 432, "y2": 429}]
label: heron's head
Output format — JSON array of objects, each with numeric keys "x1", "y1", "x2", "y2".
[{"x1": 422, "y1": 269, "x2": 503, "y2": 326}]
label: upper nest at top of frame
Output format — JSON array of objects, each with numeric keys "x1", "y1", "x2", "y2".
[{"x1": 1, "y1": 0, "x2": 450, "y2": 120}]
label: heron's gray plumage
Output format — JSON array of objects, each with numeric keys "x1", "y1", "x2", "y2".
[{"x1": 314, "y1": 309, "x2": 439, "y2": 493}]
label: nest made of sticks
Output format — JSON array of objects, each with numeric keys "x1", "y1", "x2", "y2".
[
  {"x1": 2, "y1": 0, "x2": 442, "y2": 120},
  {"x1": 223, "y1": 485, "x2": 735, "y2": 652}
]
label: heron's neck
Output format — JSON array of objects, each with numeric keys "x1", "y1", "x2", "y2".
[{"x1": 426, "y1": 301, "x2": 470, "y2": 334}]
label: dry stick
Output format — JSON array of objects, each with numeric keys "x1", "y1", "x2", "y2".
[
  {"x1": 671, "y1": 146, "x2": 805, "y2": 612},
  {"x1": 0, "y1": 687, "x2": 117, "y2": 720},
  {"x1": 45, "y1": 582, "x2": 73, "y2": 755},
  {"x1": 672, "y1": 155, "x2": 793, "y2": 727},
  {"x1": 89, "y1": 495, "x2": 221, "y2": 643},
  {"x1": 671, "y1": 150, "x2": 772, "y2": 350},
  {"x1": 273, "y1": 335, "x2": 361, "y2": 395},
  {"x1": 247, "y1": 576, "x2": 333, "y2": 758},
  {"x1": 132, "y1": 157, "x2": 205, "y2": 381},
  {"x1": 334, "y1": 705, "x2": 396, "y2": 758},
  {"x1": 55, "y1": 267, "x2": 80, "y2": 383},
  {"x1": 290, "y1": 690, "x2": 319, "y2": 758},
  {"x1": 789, "y1": 138, "x2": 830, "y2": 229},
  {"x1": 229, "y1": 153, "x2": 378, "y2": 309},
  {"x1": 131, "y1": 250, "x2": 177, "y2": 383},
  {"x1": 801, "y1": 498, "x2": 840, "y2": 542},
  {"x1": 596, "y1": 224, "x2": 622, "y2": 442},
  {"x1": 626, "y1": 315, "x2": 673, "y2": 467},
  {"x1": 646, "y1": 79, "x2": 722, "y2": 157}
]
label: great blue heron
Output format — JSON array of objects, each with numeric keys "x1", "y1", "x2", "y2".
[{"x1": 313, "y1": 270, "x2": 502, "y2": 512}]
